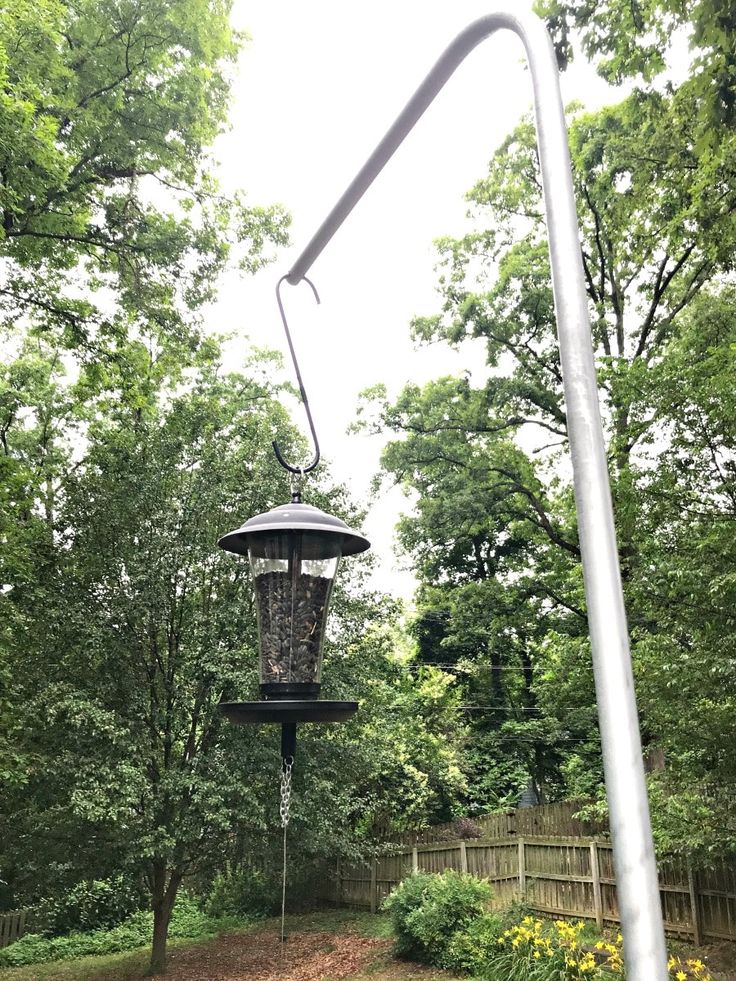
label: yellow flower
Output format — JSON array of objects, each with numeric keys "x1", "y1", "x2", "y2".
[{"x1": 676, "y1": 972, "x2": 687, "y2": 981}]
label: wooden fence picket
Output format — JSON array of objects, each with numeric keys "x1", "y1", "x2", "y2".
[
  {"x1": 319, "y1": 834, "x2": 736, "y2": 944},
  {"x1": 0, "y1": 909, "x2": 33, "y2": 949}
]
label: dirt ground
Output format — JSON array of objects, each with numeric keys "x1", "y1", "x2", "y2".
[
  {"x1": 163, "y1": 928, "x2": 389, "y2": 981},
  {"x1": 685, "y1": 941, "x2": 736, "y2": 981},
  {"x1": 151, "y1": 925, "x2": 456, "y2": 981}
]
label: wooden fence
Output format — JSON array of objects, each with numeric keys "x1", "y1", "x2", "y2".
[
  {"x1": 376, "y1": 800, "x2": 608, "y2": 846},
  {"x1": 322, "y1": 837, "x2": 736, "y2": 944},
  {"x1": 0, "y1": 910, "x2": 34, "y2": 949}
]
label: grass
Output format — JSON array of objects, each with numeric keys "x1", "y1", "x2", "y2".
[
  {"x1": 345, "y1": 949, "x2": 462, "y2": 979},
  {"x1": 0, "y1": 920, "x2": 256, "y2": 981},
  {"x1": 0, "y1": 936, "x2": 196, "y2": 981}
]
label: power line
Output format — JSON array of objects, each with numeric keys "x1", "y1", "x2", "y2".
[
  {"x1": 392, "y1": 663, "x2": 551, "y2": 671},
  {"x1": 460, "y1": 705, "x2": 596, "y2": 712},
  {"x1": 464, "y1": 735, "x2": 599, "y2": 744}
]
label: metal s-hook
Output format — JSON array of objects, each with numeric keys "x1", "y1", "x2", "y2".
[{"x1": 272, "y1": 274, "x2": 322, "y2": 476}]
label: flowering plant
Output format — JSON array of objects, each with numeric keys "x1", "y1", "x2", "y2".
[
  {"x1": 466, "y1": 915, "x2": 713, "y2": 980},
  {"x1": 488, "y1": 917, "x2": 603, "y2": 979},
  {"x1": 594, "y1": 932, "x2": 712, "y2": 980}
]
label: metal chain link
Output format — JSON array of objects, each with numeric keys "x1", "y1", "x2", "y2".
[
  {"x1": 280, "y1": 757, "x2": 294, "y2": 829},
  {"x1": 289, "y1": 469, "x2": 304, "y2": 503},
  {"x1": 279, "y1": 757, "x2": 294, "y2": 949}
]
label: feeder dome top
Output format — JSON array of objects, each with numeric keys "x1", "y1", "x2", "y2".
[{"x1": 218, "y1": 502, "x2": 370, "y2": 557}]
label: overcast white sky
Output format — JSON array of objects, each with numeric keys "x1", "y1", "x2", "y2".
[{"x1": 208, "y1": 2, "x2": 619, "y2": 599}]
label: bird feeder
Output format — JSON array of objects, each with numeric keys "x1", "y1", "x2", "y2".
[
  {"x1": 218, "y1": 494, "x2": 369, "y2": 747},
  {"x1": 216, "y1": 275, "x2": 371, "y2": 943}
]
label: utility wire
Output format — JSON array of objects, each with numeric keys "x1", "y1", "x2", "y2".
[
  {"x1": 392, "y1": 663, "x2": 543, "y2": 671},
  {"x1": 460, "y1": 705, "x2": 597, "y2": 712}
]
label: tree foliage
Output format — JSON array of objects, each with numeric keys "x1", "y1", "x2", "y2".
[
  {"x1": 0, "y1": 0, "x2": 289, "y2": 351},
  {"x1": 0, "y1": 337, "x2": 470, "y2": 971},
  {"x1": 363, "y1": 64, "x2": 736, "y2": 847},
  {"x1": 0, "y1": 3, "x2": 472, "y2": 972},
  {"x1": 536, "y1": 0, "x2": 736, "y2": 132}
]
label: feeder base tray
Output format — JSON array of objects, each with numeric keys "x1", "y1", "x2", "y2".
[{"x1": 220, "y1": 700, "x2": 358, "y2": 724}]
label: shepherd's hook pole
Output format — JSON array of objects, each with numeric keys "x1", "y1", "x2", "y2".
[{"x1": 281, "y1": 10, "x2": 669, "y2": 978}]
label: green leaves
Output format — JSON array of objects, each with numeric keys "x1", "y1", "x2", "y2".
[
  {"x1": 366, "y1": 16, "x2": 736, "y2": 840},
  {"x1": 0, "y1": 0, "x2": 290, "y2": 354},
  {"x1": 537, "y1": 1, "x2": 736, "y2": 148}
]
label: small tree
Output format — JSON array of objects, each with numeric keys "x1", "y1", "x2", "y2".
[{"x1": 3, "y1": 346, "x2": 300, "y2": 973}]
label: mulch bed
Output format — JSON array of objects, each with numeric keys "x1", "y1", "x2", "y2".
[{"x1": 161, "y1": 927, "x2": 392, "y2": 981}]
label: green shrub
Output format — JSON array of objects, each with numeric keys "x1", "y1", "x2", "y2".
[
  {"x1": 0, "y1": 893, "x2": 246, "y2": 968},
  {"x1": 443, "y1": 911, "x2": 505, "y2": 974},
  {"x1": 382, "y1": 870, "x2": 492, "y2": 964},
  {"x1": 34, "y1": 875, "x2": 144, "y2": 936},
  {"x1": 205, "y1": 868, "x2": 281, "y2": 918}
]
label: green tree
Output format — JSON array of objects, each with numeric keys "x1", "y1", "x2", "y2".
[
  {"x1": 623, "y1": 289, "x2": 736, "y2": 855},
  {"x1": 0, "y1": 0, "x2": 288, "y2": 351},
  {"x1": 0, "y1": 3, "x2": 470, "y2": 962},
  {"x1": 536, "y1": 0, "x2": 736, "y2": 133},
  {"x1": 1, "y1": 336, "x2": 471, "y2": 970},
  {"x1": 364, "y1": 82, "x2": 736, "y2": 836},
  {"x1": 358, "y1": 376, "x2": 585, "y2": 807},
  {"x1": 0, "y1": 347, "x2": 297, "y2": 971},
  {"x1": 0, "y1": 337, "x2": 81, "y2": 812}
]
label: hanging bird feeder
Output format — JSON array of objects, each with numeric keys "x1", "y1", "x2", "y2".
[
  {"x1": 218, "y1": 273, "x2": 370, "y2": 762},
  {"x1": 218, "y1": 489, "x2": 369, "y2": 944},
  {"x1": 218, "y1": 274, "x2": 370, "y2": 943},
  {"x1": 218, "y1": 495, "x2": 369, "y2": 730}
]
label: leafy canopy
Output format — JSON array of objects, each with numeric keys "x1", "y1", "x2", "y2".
[{"x1": 0, "y1": 0, "x2": 289, "y2": 350}]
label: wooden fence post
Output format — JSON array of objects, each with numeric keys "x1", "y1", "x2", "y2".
[
  {"x1": 687, "y1": 858, "x2": 702, "y2": 946},
  {"x1": 590, "y1": 841, "x2": 603, "y2": 930},
  {"x1": 370, "y1": 857, "x2": 377, "y2": 914},
  {"x1": 412, "y1": 846, "x2": 418, "y2": 874},
  {"x1": 459, "y1": 840, "x2": 468, "y2": 874},
  {"x1": 518, "y1": 838, "x2": 526, "y2": 899},
  {"x1": 0, "y1": 911, "x2": 27, "y2": 949},
  {"x1": 336, "y1": 857, "x2": 342, "y2": 906}
]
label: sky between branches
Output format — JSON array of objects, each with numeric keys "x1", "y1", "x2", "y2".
[{"x1": 208, "y1": 0, "x2": 685, "y2": 600}]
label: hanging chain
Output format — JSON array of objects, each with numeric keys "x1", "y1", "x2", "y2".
[
  {"x1": 279, "y1": 756, "x2": 294, "y2": 948},
  {"x1": 280, "y1": 756, "x2": 294, "y2": 828},
  {"x1": 289, "y1": 468, "x2": 304, "y2": 503}
]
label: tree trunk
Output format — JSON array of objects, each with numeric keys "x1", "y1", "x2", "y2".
[{"x1": 149, "y1": 876, "x2": 178, "y2": 975}]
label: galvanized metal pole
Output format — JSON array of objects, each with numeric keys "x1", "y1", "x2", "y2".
[{"x1": 283, "y1": 11, "x2": 668, "y2": 979}]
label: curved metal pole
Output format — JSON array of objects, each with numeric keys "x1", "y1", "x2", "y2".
[{"x1": 283, "y1": 11, "x2": 668, "y2": 980}]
